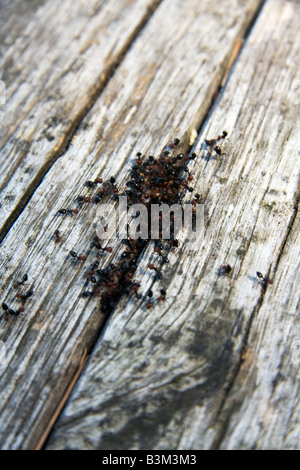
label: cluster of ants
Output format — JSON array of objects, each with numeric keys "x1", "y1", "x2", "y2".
[
  {"x1": 1, "y1": 131, "x2": 273, "y2": 322},
  {"x1": 55, "y1": 136, "x2": 201, "y2": 313},
  {"x1": 1, "y1": 274, "x2": 34, "y2": 322}
]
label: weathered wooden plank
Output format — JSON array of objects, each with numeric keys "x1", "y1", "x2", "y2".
[
  {"x1": 44, "y1": 0, "x2": 300, "y2": 450},
  {"x1": 0, "y1": 0, "x2": 162, "y2": 237},
  {"x1": 214, "y1": 211, "x2": 300, "y2": 450},
  {"x1": 0, "y1": 0, "x2": 264, "y2": 450}
]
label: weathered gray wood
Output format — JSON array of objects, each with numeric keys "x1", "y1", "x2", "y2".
[
  {"x1": 0, "y1": 0, "x2": 265, "y2": 451},
  {"x1": 0, "y1": 0, "x2": 48, "y2": 50},
  {"x1": 215, "y1": 211, "x2": 300, "y2": 450},
  {"x1": 0, "y1": 0, "x2": 161, "y2": 237},
  {"x1": 43, "y1": 0, "x2": 300, "y2": 450}
]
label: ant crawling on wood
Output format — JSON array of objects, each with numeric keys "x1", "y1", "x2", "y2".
[
  {"x1": 205, "y1": 130, "x2": 228, "y2": 156},
  {"x1": 219, "y1": 264, "x2": 232, "y2": 275},
  {"x1": 53, "y1": 229, "x2": 62, "y2": 243},
  {"x1": 256, "y1": 271, "x2": 273, "y2": 285},
  {"x1": 1, "y1": 302, "x2": 24, "y2": 321},
  {"x1": 13, "y1": 274, "x2": 28, "y2": 289},
  {"x1": 69, "y1": 251, "x2": 87, "y2": 261}
]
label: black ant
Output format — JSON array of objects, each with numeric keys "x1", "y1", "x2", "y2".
[
  {"x1": 84, "y1": 180, "x2": 99, "y2": 188},
  {"x1": 1, "y1": 302, "x2": 24, "y2": 321},
  {"x1": 15, "y1": 288, "x2": 34, "y2": 301},
  {"x1": 205, "y1": 130, "x2": 227, "y2": 147},
  {"x1": 214, "y1": 146, "x2": 222, "y2": 156},
  {"x1": 219, "y1": 264, "x2": 232, "y2": 275},
  {"x1": 256, "y1": 271, "x2": 273, "y2": 285},
  {"x1": 205, "y1": 130, "x2": 228, "y2": 156},
  {"x1": 157, "y1": 288, "x2": 166, "y2": 302},
  {"x1": 91, "y1": 235, "x2": 112, "y2": 253},
  {"x1": 57, "y1": 208, "x2": 78, "y2": 215},
  {"x1": 13, "y1": 274, "x2": 28, "y2": 289},
  {"x1": 70, "y1": 251, "x2": 87, "y2": 261},
  {"x1": 94, "y1": 191, "x2": 104, "y2": 204},
  {"x1": 80, "y1": 290, "x2": 96, "y2": 298},
  {"x1": 147, "y1": 289, "x2": 153, "y2": 298}
]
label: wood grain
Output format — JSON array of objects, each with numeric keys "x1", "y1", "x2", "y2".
[
  {"x1": 0, "y1": 0, "x2": 48, "y2": 50},
  {"x1": 43, "y1": 0, "x2": 300, "y2": 450},
  {"x1": 215, "y1": 211, "x2": 300, "y2": 449}
]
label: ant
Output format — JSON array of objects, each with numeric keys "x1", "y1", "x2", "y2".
[
  {"x1": 53, "y1": 229, "x2": 62, "y2": 243},
  {"x1": 205, "y1": 130, "x2": 228, "y2": 156},
  {"x1": 80, "y1": 290, "x2": 96, "y2": 298},
  {"x1": 90, "y1": 235, "x2": 112, "y2": 252},
  {"x1": 256, "y1": 271, "x2": 273, "y2": 285},
  {"x1": 94, "y1": 191, "x2": 104, "y2": 204},
  {"x1": 13, "y1": 274, "x2": 28, "y2": 289},
  {"x1": 15, "y1": 289, "x2": 34, "y2": 301},
  {"x1": 70, "y1": 251, "x2": 87, "y2": 261},
  {"x1": 1, "y1": 302, "x2": 24, "y2": 321},
  {"x1": 214, "y1": 146, "x2": 222, "y2": 156},
  {"x1": 84, "y1": 180, "x2": 99, "y2": 188},
  {"x1": 205, "y1": 130, "x2": 228, "y2": 147},
  {"x1": 57, "y1": 208, "x2": 78, "y2": 215},
  {"x1": 148, "y1": 264, "x2": 163, "y2": 280},
  {"x1": 219, "y1": 264, "x2": 232, "y2": 275}
]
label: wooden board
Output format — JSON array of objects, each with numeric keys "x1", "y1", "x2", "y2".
[
  {"x1": 1, "y1": 0, "x2": 299, "y2": 451},
  {"x1": 44, "y1": 0, "x2": 300, "y2": 450},
  {"x1": 214, "y1": 211, "x2": 300, "y2": 450}
]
